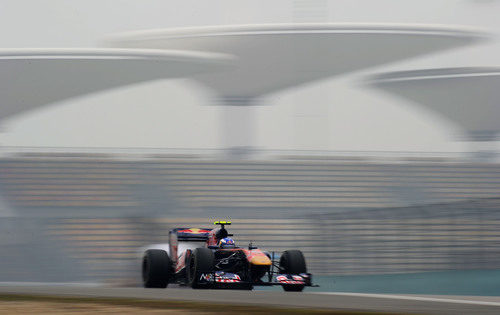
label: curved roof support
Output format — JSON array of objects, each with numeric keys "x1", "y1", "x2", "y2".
[
  {"x1": 0, "y1": 48, "x2": 233, "y2": 120},
  {"x1": 110, "y1": 23, "x2": 488, "y2": 98},
  {"x1": 367, "y1": 67, "x2": 500, "y2": 142},
  {"x1": 110, "y1": 24, "x2": 488, "y2": 151}
]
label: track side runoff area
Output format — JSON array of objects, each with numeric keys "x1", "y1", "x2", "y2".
[
  {"x1": 0, "y1": 292, "x2": 395, "y2": 315},
  {"x1": 1, "y1": 286, "x2": 500, "y2": 315}
]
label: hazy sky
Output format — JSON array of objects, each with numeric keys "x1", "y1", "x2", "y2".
[{"x1": 0, "y1": 0, "x2": 499, "y2": 152}]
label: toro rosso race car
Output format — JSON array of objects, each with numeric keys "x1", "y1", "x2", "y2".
[{"x1": 142, "y1": 221, "x2": 317, "y2": 291}]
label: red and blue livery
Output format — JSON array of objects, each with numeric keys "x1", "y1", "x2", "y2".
[{"x1": 141, "y1": 221, "x2": 317, "y2": 291}]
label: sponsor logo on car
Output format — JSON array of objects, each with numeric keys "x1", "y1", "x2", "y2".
[
  {"x1": 177, "y1": 228, "x2": 211, "y2": 234},
  {"x1": 276, "y1": 274, "x2": 305, "y2": 285},
  {"x1": 199, "y1": 272, "x2": 241, "y2": 283},
  {"x1": 199, "y1": 273, "x2": 212, "y2": 281}
]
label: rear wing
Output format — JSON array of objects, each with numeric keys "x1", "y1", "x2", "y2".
[{"x1": 172, "y1": 228, "x2": 212, "y2": 241}]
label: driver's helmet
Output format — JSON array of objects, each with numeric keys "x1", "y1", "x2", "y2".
[{"x1": 219, "y1": 237, "x2": 236, "y2": 249}]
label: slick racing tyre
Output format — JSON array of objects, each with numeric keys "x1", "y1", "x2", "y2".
[
  {"x1": 142, "y1": 249, "x2": 171, "y2": 288},
  {"x1": 187, "y1": 247, "x2": 215, "y2": 289},
  {"x1": 279, "y1": 250, "x2": 307, "y2": 292}
]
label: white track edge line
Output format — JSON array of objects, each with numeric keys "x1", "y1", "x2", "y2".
[{"x1": 311, "y1": 292, "x2": 500, "y2": 307}]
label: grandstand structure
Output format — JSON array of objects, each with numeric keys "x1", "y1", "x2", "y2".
[
  {"x1": 2, "y1": 151, "x2": 499, "y2": 215},
  {"x1": 0, "y1": 151, "x2": 499, "y2": 282}
]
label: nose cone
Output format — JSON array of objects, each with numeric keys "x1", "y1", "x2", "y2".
[{"x1": 250, "y1": 254, "x2": 272, "y2": 266}]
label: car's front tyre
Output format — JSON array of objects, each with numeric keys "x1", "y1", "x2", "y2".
[
  {"x1": 187, "y1": 247, "x2": 215, "y2": 289},
  {"x1": 279, "y1": 250, "x2": 307, "y2": 292}
]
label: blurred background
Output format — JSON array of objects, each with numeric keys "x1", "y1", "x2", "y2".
[{"x1": 0, "y1": 0, "x2": 499, "y2": 295}]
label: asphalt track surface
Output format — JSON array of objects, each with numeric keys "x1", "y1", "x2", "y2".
[{"x1": 1, "y1": 285, "x2": 500, "y2": 314}]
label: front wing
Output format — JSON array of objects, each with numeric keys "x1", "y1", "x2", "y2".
[{"x1": 197, "y1": 271, "x2": 318, "y2": 288}]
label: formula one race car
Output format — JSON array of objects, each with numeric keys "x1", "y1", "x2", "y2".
[{"x1": 141, "y1": 221, "x2": 316, "y2": 291}]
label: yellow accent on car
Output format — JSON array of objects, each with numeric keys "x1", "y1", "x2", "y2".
[
  {"x1": 214, "y1": 221, "x2": 231, "y2": 225},
  {"x1": 250, "y1": 255, "x2": 272, "y2": 266}
]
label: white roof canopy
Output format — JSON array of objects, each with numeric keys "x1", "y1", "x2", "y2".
[
  {"x1": 0, "y1": 48, "x2": 232, "y2": 119},
  {"x1": 367, "y1": 67, "x2": 500, "y2": 141},
  {"x1": 110, "y1": 23, "x2": 487, "y2": 100}
]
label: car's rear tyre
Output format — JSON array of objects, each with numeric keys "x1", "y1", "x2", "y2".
[
  {"x1": 187, "y1": 248, "x2": 215, "y2": 289},
  {"x1": 142, "y1": 249, "x2": 171, "y2": 288},
  {"x1": 279, "y1": 250, "x2": 307, "y2": 292}
]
